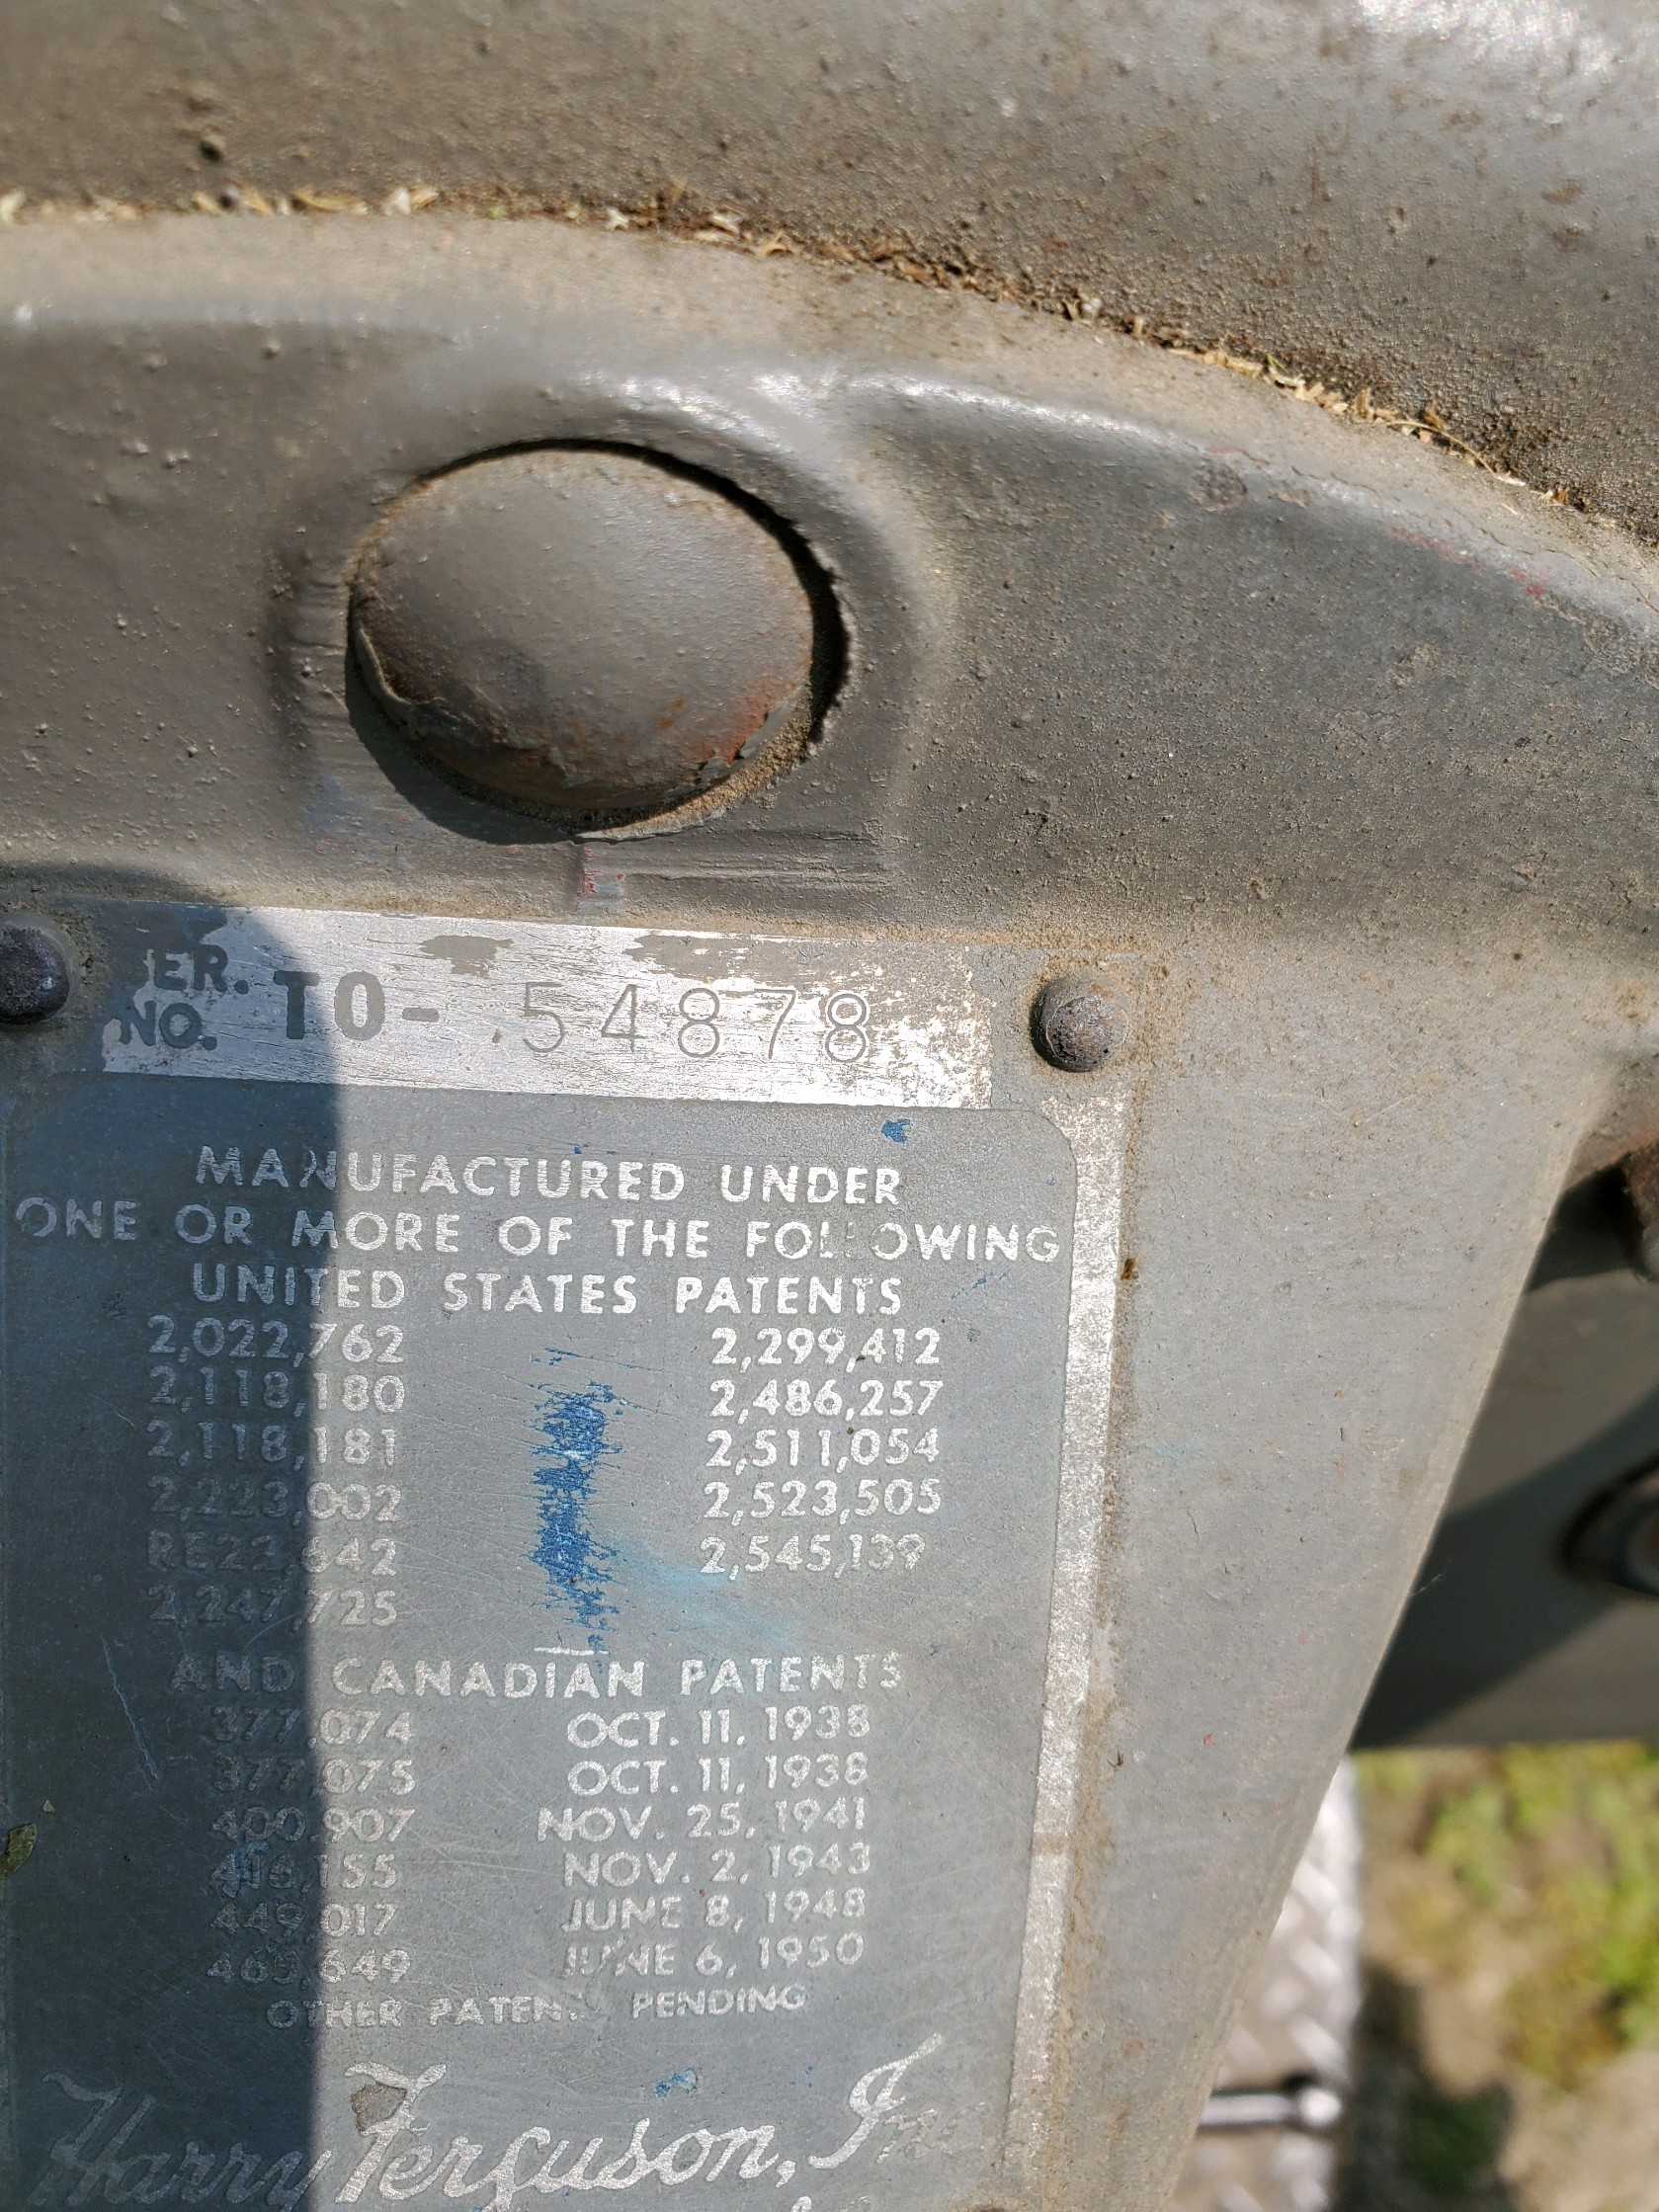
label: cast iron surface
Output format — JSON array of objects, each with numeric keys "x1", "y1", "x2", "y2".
[
  {"x1": 3, "y1": 2, "x2": 1659, "y2": 537},
  {"x1": 350, "y1": 447, "x2": 820, "y2": 825},
  {"x1": 3, "y1": 219, "x2": 1659, "y2": 2207},
  {"x1": 5, "y1": 222, "x2": 1659, "y2": 974}
]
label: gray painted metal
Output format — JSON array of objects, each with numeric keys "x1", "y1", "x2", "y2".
[
  {"x1": 1203, "y1": 1767, "x2": 1361, "y2": 2109},
  {"x1": 3, "y1": 218, "x2": 1659, "y2": 2205},
  {"x1": 4, "y1": 2, "x2": 1659, "y2": 537},
  {"x1": 1177, "y1": 1765, "x2": 1360, "y2": 2212}
]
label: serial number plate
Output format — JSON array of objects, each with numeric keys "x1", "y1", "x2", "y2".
[{"x1": 2, "y1": 910, "x2": 1126, "y2": 2212}]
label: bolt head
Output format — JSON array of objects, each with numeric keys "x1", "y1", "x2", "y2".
[
  {"x1": 351, "y1": 448, "x2": 821, "y2": 825},
  {"x1": 1031, "y1": 974, "x2": 1126, "y2": 1073},
  {"x1": 0, "y1": 924, "x2": 72, "y2": 1024}
]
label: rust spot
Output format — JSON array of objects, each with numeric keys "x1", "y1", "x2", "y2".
[
  {"x1": 350, "y1": 446, "x2": 820, "y2": 827},
  {"x1": 0, "y1": 1824, "x2": 38, "y2": 1883},
  {"x1": 351, "y1": 2080, "x2": 406, "y2": 2133},
  {"x1": 1622, "y1": 1137, "x2": 1659, "y2": 1279},
  {"x1": 1188, "y1": 458, "x2": 1247, "y2": 511}
]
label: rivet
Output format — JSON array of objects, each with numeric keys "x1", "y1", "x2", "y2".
[
  {"x1": 0, "y1": 924, "x2": 72, "y2": 1025},
  {"x1": 1031, "y1": 973, "x2": 1126, "y2": 1073}
]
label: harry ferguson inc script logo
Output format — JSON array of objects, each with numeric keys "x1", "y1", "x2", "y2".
[{"x1": 28, "y1": 2036, "x2": 945, "y2": 2210}]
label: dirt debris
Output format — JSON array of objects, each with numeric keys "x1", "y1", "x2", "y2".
[
  {"x1": 0, "y1": 182, "x2": 1576, "y2": 508},
  {"x1": 1344, "y1": 1747, "x2": 1659, "y2": 2212}
]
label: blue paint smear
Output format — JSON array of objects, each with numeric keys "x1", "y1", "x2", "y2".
[
  {"x1": 532, "y1": 1379, "x2": 621, "y2": 1630},
  {"x1": 655, "y1": 2070, "x2": 699, "y2": 2098},
  {"x1": 880, "y1": 1117, "x2": 910, "y2": 1143}
]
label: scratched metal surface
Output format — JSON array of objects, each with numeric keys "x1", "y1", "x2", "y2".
[
  {"x1": 0, "y1": 901, "x2": 1128, "y2": 2207},
  {"x1": 2, "y1": 221, "x2": 1658, "y2": 2211},
  {"x1": 4, "y1": 2, "x2": 1659, "y2": 538}
]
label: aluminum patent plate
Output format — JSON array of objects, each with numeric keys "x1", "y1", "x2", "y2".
[{"x1": 1, "y1": 907, "x2": 1129, "y2": 2212}]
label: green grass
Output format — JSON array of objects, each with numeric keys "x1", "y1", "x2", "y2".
[
  {"x1": 1358, "y1": 1745, "x2": 1659, "y2": 2088},
  {"x1": 1400, "y1": 2083, "x2": 1509, "y2": 2193}
]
